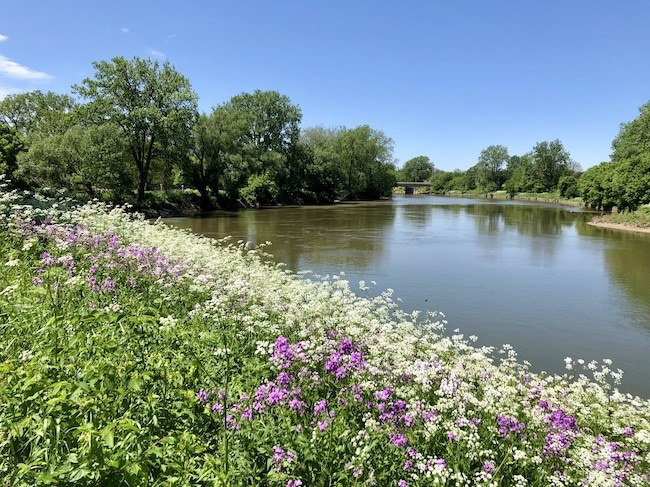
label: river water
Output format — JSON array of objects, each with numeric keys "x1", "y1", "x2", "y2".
[{"x1": 164, "y1": 195, "x2": 650, "y2": 398}]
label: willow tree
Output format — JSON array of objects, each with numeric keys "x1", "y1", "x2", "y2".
[{"x1": 73, "y1": 56, "x2": 198, "y2": 206}]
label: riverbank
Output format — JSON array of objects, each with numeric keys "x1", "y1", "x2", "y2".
[{"x1": 588, "y1": 221, "x2": 650, "y2": 234}]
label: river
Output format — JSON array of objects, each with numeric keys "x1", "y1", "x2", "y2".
[{"x1": 164, "y1": 195, "x2": 650, "y2": 398}]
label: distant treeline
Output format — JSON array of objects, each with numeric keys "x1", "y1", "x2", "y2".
[{"x1": 1, "y1": 56, "x2": 649, "y2": 211}]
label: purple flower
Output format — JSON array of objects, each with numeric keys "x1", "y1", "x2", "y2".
[
  {"x1": 483, "y1": 461, "x2": 496, "y2": 474},
  {"x1": 389, "y1": 432, "x2": 408, "y2": 447},
  {"x1": 314, "y1": 399, "x2": 328, "y2": 416},
  {"x1": 277, "y1": 372, "x2": 293, "y2": 386},
  {"x1": 546, "y1": 408, "x2": 577, "y2": 432},
  {"x1": 241, "y1": 407, "x2": 253, "y2": 421},
  {"x1": 32, "y1": 276, "x2": 42, "y2": 286},
  {"x1": 317, "y1": 420, "x2": 328, "y2": 431},
  {"x1": 272, "y1": 445, "x2": 285, "y2": 463},
  {"x1": 434, "y1": 458, "x2": 446, "y2": 470},
  {"x1": 287, "y1": 480, "x2": 303, "y2": 487},
  {"x1": 497, "y1": 414, "x2": 526, "y2": 437},
  {"x1": 197, "y1": 389, "x2": 209, "y2": 404},
  {"x1": 398, "y1": 480, "x2": 408, "y2": 487},
  {"x1": 375, "y1": 387, "x2": 392, "y2": 401},
  {"x1": 339, "y1": 337, "x2": 354, "y2": 354},
  {"x1": 101, "y1": 277, "x2": 115, "y2": 293}
]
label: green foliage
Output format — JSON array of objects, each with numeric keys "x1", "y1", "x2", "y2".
[
  {"x1": 73, "y1": 56, "x2": 198, "y2": 206},
  {"x1": 0, "y1": 122, "x2": 25, "y2": 177},
  {"x1": 0, "y1": 90, "x2": 77, "y2": 140},
  {"x1": 611, "y1": 100, "x2": 650, "y2": 163},
  {"x1": 579, "y1": 155, "x2": 650, "y2": 211},
  {"x1": 240, "y1": 171, "x2": 280, "y2": 206},
  {"x1": 474, "y1": 144, "x2": 509, "y2": 192},
  {"x1": 335, "y1": 125, "x2": 396, "y2": 200},
  {"x1": 529, "y1": 139, "x2": 575, "y2": 192},
  {"x1": 15, "y1": 124, "x2": 133, "y2": 201},
  {"x1": 558, "y1": 175, "x2": 579, "y2": 199},
  {"x1": 399, "y1": 155, "x2": 434, "y2": 182},
  {"x1": 299, "y1": 126, "x2": 344, "y2": 203},
  {"x1": 579, "y1": 100, "x2": 650, "y2": 211}
]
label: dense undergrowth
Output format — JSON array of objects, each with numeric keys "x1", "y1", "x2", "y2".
[{"x1": 1, "y1": 184, "x2": 649, "y2": 486}]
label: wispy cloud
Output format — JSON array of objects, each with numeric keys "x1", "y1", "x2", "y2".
[
  {"x1": 0, "y1": 55, "x2": 52, "y2": 80},
  {"x1": 150, "y1": 50, "x2": 166, "y2": 59},
  {"x1": 0, "y1": 86, "x2": 21, "y2": 100},
  {"x1": 0, "y1": 34, "x2": 8, "y2": 42},
  {"x1": 121, "y1": 27, "x2": 129, "y2": 34}
]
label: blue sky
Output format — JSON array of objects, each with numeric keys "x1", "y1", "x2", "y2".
[{"x1": 1, "y1": 1, "x2": 649, "y2": 172}]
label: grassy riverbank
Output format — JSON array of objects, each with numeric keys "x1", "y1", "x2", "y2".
[
  {"x1": 1, "y1": 186, "x2": 649, "y2": 486},
  {"x1": 588, "y1": 206, "x2": 650, "y2": 233}
]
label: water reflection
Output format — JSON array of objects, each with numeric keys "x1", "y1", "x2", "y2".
[{"x1": 166, "y1": 202, "x2": 396, "y2": 273}]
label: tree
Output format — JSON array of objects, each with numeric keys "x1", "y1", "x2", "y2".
[
  {"x1": 300, "y1": 126, "x2": 345, "y2": 203},
  {"x1": 579, "y1": 100, "x2": 650, "y2": 211},
  {"x1": 504, "y1": 154, "x2": 536, "y2": 195},
  {"x1": 400, "y1": 156, "x2": 434, "y2": 182},
  {"x1": 0, "y1": 122, "x2": 25, "y2": 178},
  {"x1": 611, "y1": 101, "x2": 650, "y2": 162},
  {"x1": 185, "y1": 107, "x2": 246, "y2": 208},
  {"x1": 73, "y1": 56, "x2": 198, "y2": 206},
  {"x1": 529, "y1": 140, "x2": 574, "y2": 192},
  {"x1": 335, "y1": 125, "x2": 396, "y2": 200},
  {"x1": 475, "y1": 145, "x2": 509, "y2": 192},
  {"x1": 225, "y1": 90, "x2": 303, "y2": 205},
  {"x1": 0, "y1": 90, "x2": 77, "y2": 139},
  {"x1": 15, "y1": 124, "x2": 132, "y2": 199}
]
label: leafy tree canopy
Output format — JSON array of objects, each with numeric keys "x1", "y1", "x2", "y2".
[
  {"x1": 73, "y1": 56, "x2": 198, "y2": 206},
  {"x1": 0, "y1": 90, "x2": 76, "y2": 140},
  {"x1": 400, "y1": 156, "x2": 434, "y2": 182}
]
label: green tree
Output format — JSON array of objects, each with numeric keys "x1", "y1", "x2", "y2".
[
  {"x1": 73, "y1": 56, "x2": 198, "y2": 206},
  {"x1": 400, "y1": 156, "x2": 434, "y2": 182},
  {"x1": 475, "y1": 145, "x2": 509, "y2": 192},
  {"x1": 557, "y1": 175, "x2": 579, "y2": 199},
  {"x1": 579, "y1": 100, "x2": 650, "y2": 211},
  {"x1": 611, "y1": 100, "x2": 650, "y2": 162},
  {"x1": 15, "y1": 124, "x2": 132, "y2": 199},
  {"x1": 429, "y1": 169, "x2": 453, "y2": 193},
  {"x1": 0, "y1": 90, "x2": 76, "y2": 140},
  {"x1": 504, "y1": 154, "x2": 536, "y2": 195},
  {"x1": 0, "y1": 122, "x2": 25, "y2": 178},
  {"x1": 300, "y1": 126, "x2": 345, "y2": 203},
  {"x1": 185, "y1": 107, "x2": 246, "y2": 208},
  {"x1": 529, "y1": 140, "x2": 574, "y2": 192},
  {"x1": 335, "y1": 125, "x2": 396, "y2": 200},
  {"x1": 226, "y1": 90, "x2": 302, "y2": 205}
]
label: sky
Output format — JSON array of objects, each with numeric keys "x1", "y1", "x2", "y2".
[{"x1": 1, "y1": 0, "x2": 650, "y2": 172}]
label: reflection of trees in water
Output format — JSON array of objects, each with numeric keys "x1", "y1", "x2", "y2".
[
  {"x1": 463, "y1": 203, "x2": 576, "y2": 237},
  {"x1": 399, "y1": 204, "x2": 434, "y2": 228},
  {"x1": 169, "y1": 203, "x2": 397, "y2": 273},
  {"x1": 424, "y1": 202, "x2": 578, "y2": 263},
  {"x1": 598, "y1": 234, "x2": 650, "y2": 333}
]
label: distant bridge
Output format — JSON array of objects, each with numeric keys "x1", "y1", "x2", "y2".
[{"x1": 396, "y1": 181, "x2": 431, "y2": 195}]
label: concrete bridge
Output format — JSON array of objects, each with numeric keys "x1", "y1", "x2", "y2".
[{"x1": 396, "y1": 181, "x2": 431, "y2": 195}]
